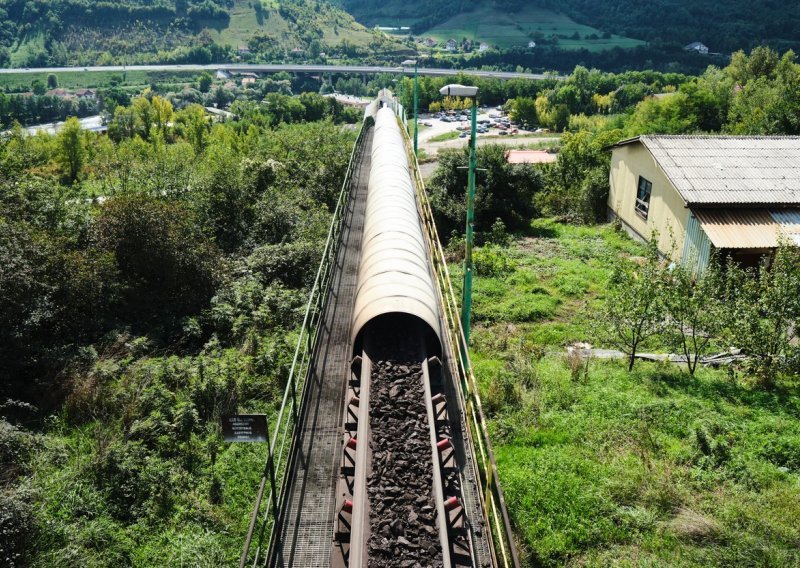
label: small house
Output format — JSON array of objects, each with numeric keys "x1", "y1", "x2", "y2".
[
  {"x1": 528, "y1": 40, "x2": 536, "y2": 48},
  {"x1": 445, "y1": 39, "x2": 458, "y2": 51},
  {"x1": 75, "y1": 88, "x2": 96, "y2": 100},
  {"x1": 607, "y1": 136, "x2": 800, "y2": 271},
  {"x1": 684, "y1": 41, "x2": 709, "y2": 55},
  {"x1": 479, "y1": 42, "x2": 489, "y2": 52}
]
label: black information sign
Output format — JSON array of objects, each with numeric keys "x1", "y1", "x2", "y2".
[{"x1": 222, "y1": 414, "x2": 268, "y2": 442}]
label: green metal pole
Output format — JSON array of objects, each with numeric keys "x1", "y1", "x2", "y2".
[
  {"x1": 461, "y1": 99, "x2": 477, "y2": 346},
  {"x1": 400, "y1": 72, "x2": 408, "y2": 131},
  {"x1": 413, "y1": 62, "x2": 419, "y2": 157}
]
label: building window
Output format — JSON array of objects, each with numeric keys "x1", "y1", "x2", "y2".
[{"x1": 635, "y1": 176, "x2": 652, "y2": 219}]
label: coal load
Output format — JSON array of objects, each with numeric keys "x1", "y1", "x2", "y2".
[{"x1": 367, "y1": 357, "x2": 443, "y2": 568}]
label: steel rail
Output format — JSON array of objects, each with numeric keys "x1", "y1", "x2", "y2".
[
  {"x1": 348, "y1": 348, "x2": 372, "y2": 568},
  {"x1": 240, "y1": 116, "x2": 373, "y2": 568},
  {"x1": 422, "y1": 356, "x2": 454, "y2": 568}
]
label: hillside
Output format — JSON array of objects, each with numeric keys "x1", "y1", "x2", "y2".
[
  {"x1": 341, "y1": 0, "x2": 800, "y2": 54},
  {"x1": 423, "y1": 4, "x2": 645, "y2": 52},
  {"x1": 0, "y1": 0, "x2": 410, "y2": 68}
]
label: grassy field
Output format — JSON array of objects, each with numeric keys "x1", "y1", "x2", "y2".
[
  {"x1": 452, "y1": 219, "x2": 800, "y2": 566},
  {"x1": 425, "y1": 5, "x2": 646, "y2": 51},
  {"x1": 428, "y1": 130, "x2": 460, "y2": 142}
]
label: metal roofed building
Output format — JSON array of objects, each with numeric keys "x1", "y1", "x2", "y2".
[{"x1": 607, "y1": 135, "x2": 800, "y2": 271}]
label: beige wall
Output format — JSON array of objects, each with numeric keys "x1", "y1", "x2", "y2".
[{"x1": 608, "y1": 143, "x2": 690, "y2": 258}]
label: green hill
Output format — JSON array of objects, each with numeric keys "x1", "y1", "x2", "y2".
[
  {"x1": 0, "y1": 0, "x2": 411, "y2": 68},
  {"x1": 340, "y1": 0, "x2": 800, "y2": 54},
  {"x1": 423, "y1": 4, "x2": 645, "y2": 52}
]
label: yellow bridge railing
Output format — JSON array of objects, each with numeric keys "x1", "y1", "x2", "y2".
[{"x1": 395, "y1": 111, "x2": 522, "y2": 568}]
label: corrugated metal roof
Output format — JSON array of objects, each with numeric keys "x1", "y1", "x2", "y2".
[
  {"x1": 771, "y1": 209, "x2": 800, "y2": 246},
  {"x1": 611, "y1": 136, "x2": 800, "y2": 205},
  {"x1": 693, "y1": 209, "x2": 780, "y2": 249},
  {"x1": 692, "y1": 207, "x2": 800, "y2": 249}
]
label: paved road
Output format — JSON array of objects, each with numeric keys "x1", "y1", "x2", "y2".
[{"x1": 0, "y1": 63, "x2": 563, "y2": 81}]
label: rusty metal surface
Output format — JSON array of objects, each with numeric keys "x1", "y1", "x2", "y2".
[{"x1": 693, "y1": 208, "x2": 780, "y2": 248}]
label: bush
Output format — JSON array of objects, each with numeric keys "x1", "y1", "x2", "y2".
[
  {"x1": 429, "y1": 144, "x2": 544, "y2": 238},
  {"x1": 0, "y1": 421, "x2": 35, "y2": 483},
  {"x1": 474, "y1": 244, "x2": 517, "y2": 277},
  {"x1": 0, "y1": 489, "x2": 36, "y2": 567},
  {"x1": 93, "y1": 195, "x2": 223, "y2": 326}
]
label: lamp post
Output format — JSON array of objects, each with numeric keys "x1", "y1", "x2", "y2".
[
  {"x1": 402, "y1": 59, "x2": 419, "y2": 156},
  {"x1": 440, "y1": 83, "x2": 479, "y2": 346}
]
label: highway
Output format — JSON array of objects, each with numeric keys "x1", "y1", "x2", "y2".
[{"x1": 0, "y1": 63, "x2": 562, "y2": 81}]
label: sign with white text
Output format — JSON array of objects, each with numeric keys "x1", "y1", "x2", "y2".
[{"x1": 222, "y1": 414, "x2": 268, "y2": 442}]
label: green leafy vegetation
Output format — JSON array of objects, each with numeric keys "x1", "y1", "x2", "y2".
[
  {"x1": 456, "y1": 220, "x2": 800, "y2": 566},
  {"x1": 0, "y1": 0, "x2": 409, "y2": 68},
  {"x1": 0, "y1": 89, "x2": 358, "y2": 564}
]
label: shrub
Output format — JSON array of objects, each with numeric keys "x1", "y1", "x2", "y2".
[
  {"x1": 0, "y1": 420, "x2": 35, "y2": 483},
  {"x1": 0, "y1": 489, "x2": 36, "y2": 567},
  {"x1": 484, "y1": 373, "x2": 521, "y2": 415},
  {"x1": 474, "y1": 244, "x2": 517, "y2": 277}
]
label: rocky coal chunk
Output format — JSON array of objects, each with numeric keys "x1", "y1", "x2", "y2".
[{"x1": 367, "y1": 357, "x2": 443, "y2": 568}]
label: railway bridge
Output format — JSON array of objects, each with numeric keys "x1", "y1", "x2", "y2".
[{"x1": 240, "y1": 93, "x2": 519, "y2": 568}]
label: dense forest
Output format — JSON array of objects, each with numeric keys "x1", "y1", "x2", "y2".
[{"x1": 0, "y1": 89, "x2": 359, "y2": 564}]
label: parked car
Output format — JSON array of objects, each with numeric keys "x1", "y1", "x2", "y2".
[
  {"x1": 499, "y1": 131, "x2": 508, "y2": 135},
  {"x1": 459, "y1": 132, "x2": 468, "y2": 138}
]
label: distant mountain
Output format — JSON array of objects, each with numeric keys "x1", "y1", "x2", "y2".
[
  {"x1": 339, "y1": 0, "x2": 800, "y2": 54},
  {"x1": 0, "y1": 0, "x2": 411, "y2": 68}
]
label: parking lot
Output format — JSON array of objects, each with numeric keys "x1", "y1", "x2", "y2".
[{"x1": 416, "y1": 106, "x2": 542, "y2": 142}]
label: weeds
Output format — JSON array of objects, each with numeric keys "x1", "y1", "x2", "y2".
[{"x1": 466, "y1": 220, "x2": 800, "y2": 566}]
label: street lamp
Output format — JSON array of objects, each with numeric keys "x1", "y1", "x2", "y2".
[
  {"x1": 439, "y1": 84, "x2": 479, "y2": 346},
  {"x1": 402, "y1": 59, "x2": 419, "y2": 156}
]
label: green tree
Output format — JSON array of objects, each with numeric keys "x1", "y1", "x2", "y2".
[
  {"x1": 429, "y1": 144, "x2": 544, "y2": 239},
  {"x1": 664, "y1": 259, "x2": 724, "y2": 375},
  {"x1": 47, "y1": 73, "x2": 58, "y2": 89},
  {"x1": 93, "y1": 194, "x2": 222, "y2": 323},
  {"x1": 132, "y1": 97, "x2": 154, "y2": 139},
  {"x1": 56, "y1": 116, "x2": 85, "y2": 183},
  {"x1": 536, "y1": 129, "x2": 620, "y2": 223},
  {"x1": 198, "y1": 72, "x2": 213, "y2": 93},
  {"x1": 109, "y1": 104, "x2": 138, "y2": 140},
  {"x1": 176, "y1": 104, "x2": 209, "y2": 153},
  {"x1": 151, "y1": 95, "x2": 174, "y2": 137},
  {"x1": 723, "y1": 245, "x2": 800, "y2": 387},
  {"x1": 31, "y1": 79, "x2": 46, "y2": 95},
  {"x1": 509, "y1": 96, "x2": 538, "y2": 127},
  {"x1": 601, "y1": 240, "x2": 668, "y2": 371}
]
